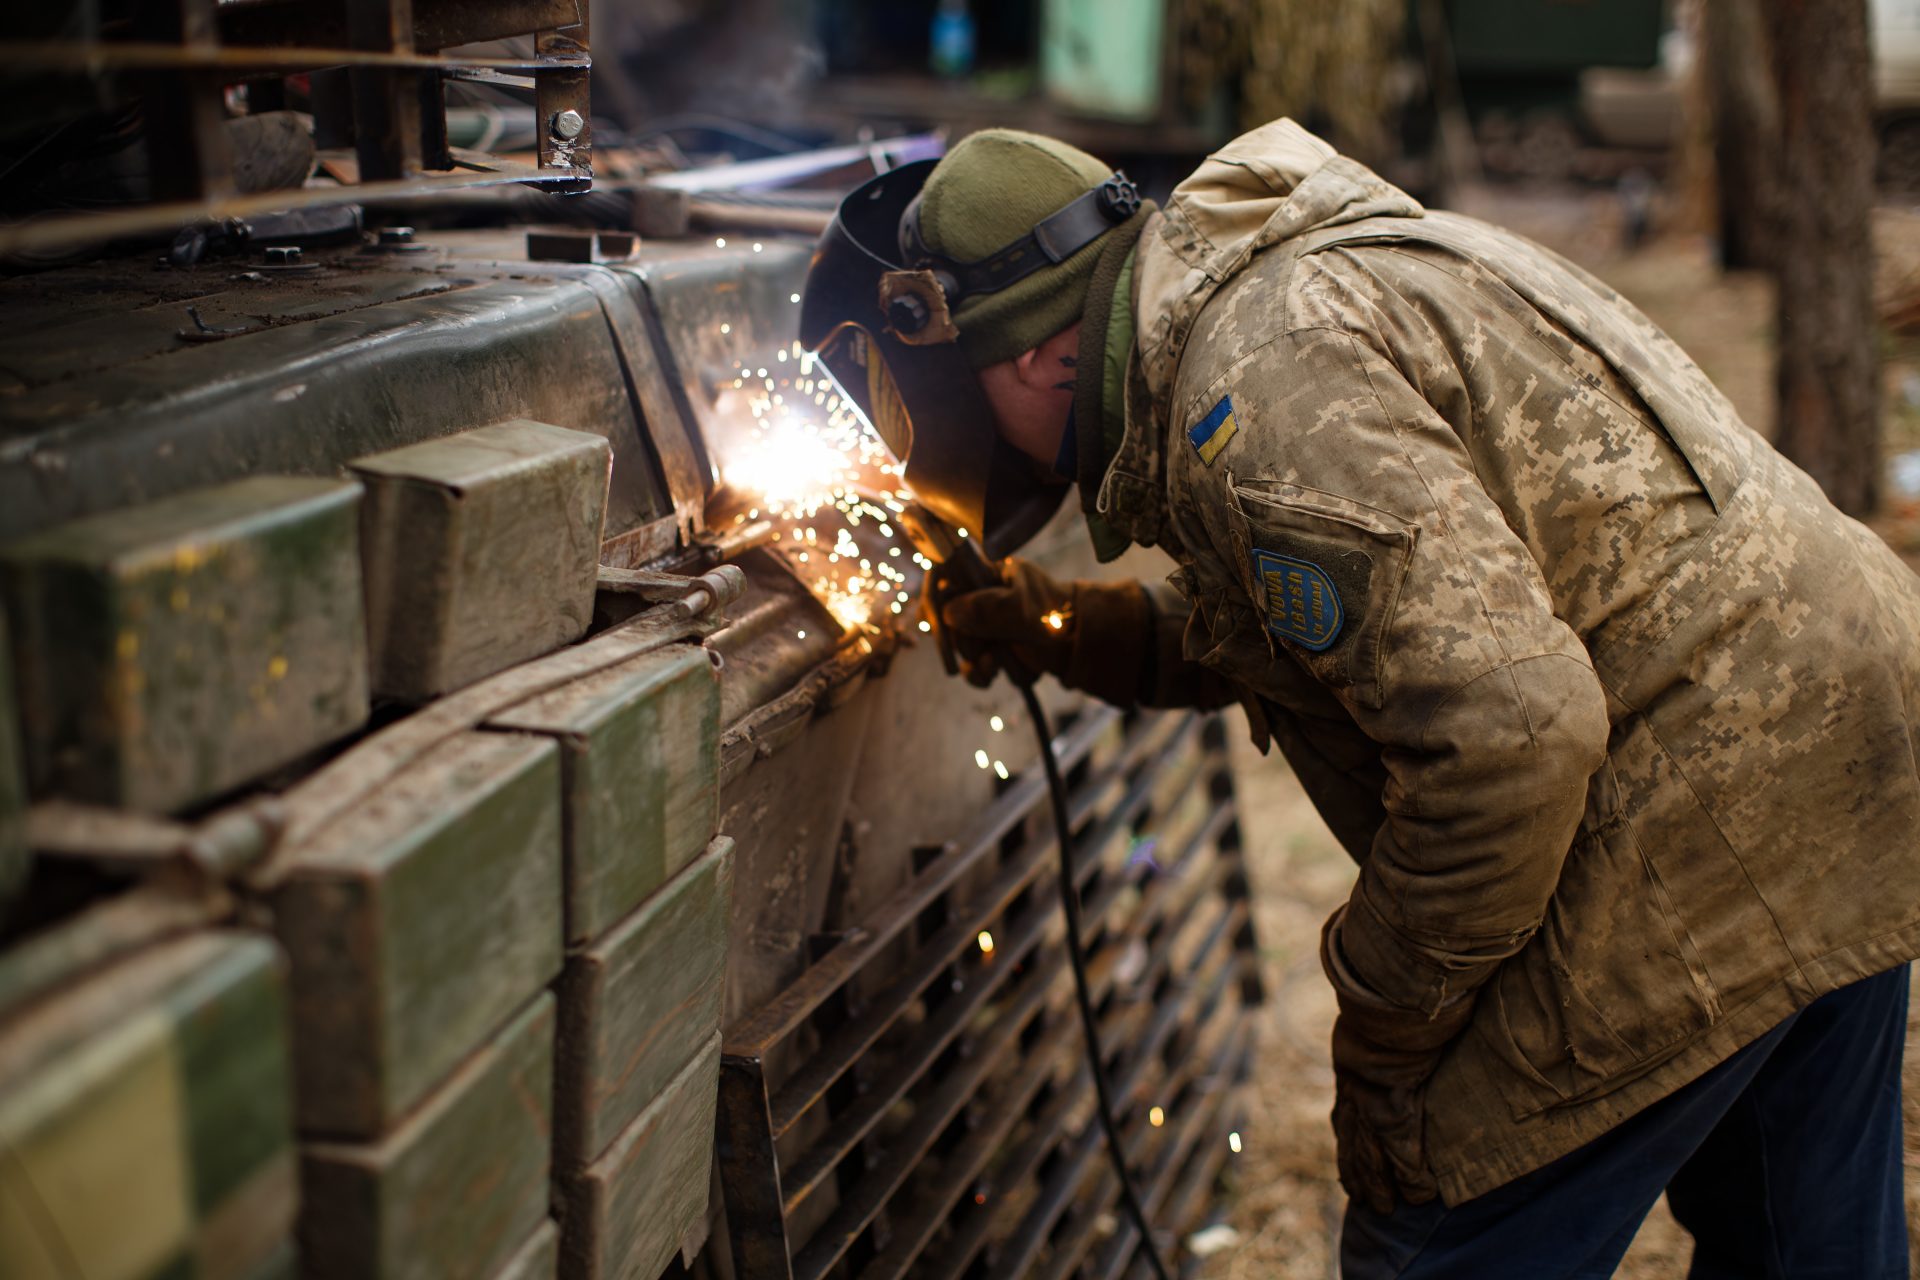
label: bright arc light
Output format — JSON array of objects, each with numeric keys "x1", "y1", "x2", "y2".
[
  {"x1": 1228, "y1": 1131, "x2": 1243, "y2": 1154},
  {"x1": 977, "y1": 930, "x2": 995, "y2": 955}
]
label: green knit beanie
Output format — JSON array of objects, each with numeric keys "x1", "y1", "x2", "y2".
[{"x1": 916, "y1": 128, "x2": 1117, "y2": 368}]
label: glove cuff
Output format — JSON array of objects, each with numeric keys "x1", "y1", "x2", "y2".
[{"x1": 1061, "y1": 579, "x2": 1155, "y2": 708}]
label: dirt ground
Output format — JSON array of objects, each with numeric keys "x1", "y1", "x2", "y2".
[{"x1": 1195, "y1": 185, "x2": 1920, "y2": 1278}]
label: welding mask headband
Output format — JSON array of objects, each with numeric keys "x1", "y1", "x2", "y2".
[{"x1": 800, "y1": 161, "x2": 1069, "y2": 557}]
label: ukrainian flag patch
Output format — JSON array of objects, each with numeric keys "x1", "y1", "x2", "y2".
[
  {"x1": 1187, "y1": 395, "x2": 1239, "y2": 467},
  {"x1": 1250, "y1": 548, "x2": 1343, "y2": 650}
]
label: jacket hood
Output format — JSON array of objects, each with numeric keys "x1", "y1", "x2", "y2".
[{"x1": 1133, "y1": 119, "x2": 1425, "y2": 418}]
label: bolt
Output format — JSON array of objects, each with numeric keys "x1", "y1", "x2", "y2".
[
  {"x1": 377, "y1": 226, "x2": 415, "y2": 246},
  {"x1": 551, "y1": 109, "x2": 585, "y2": 140},
  {"x1": 264, "y1": 246, "x2": 302, "y2": 266}
]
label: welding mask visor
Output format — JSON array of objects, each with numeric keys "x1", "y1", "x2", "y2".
[{"x1": 800, "y1": 159, "x2": 1068, "y2": 558}]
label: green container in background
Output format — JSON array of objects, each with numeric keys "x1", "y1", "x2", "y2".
[
  {"x1": 1445, "y1": 0, "x2": 1663, "y2": 73},
  {"x1": 1042, "y1": 0, "x2": 1166, "y2": 122}
]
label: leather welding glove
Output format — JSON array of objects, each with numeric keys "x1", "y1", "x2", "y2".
[
  {"x1": 1322, "y1": 907, "x2": 1455, "y2": 1213},
  {"x1": 929, "y1": 558, "x2": 1155, "y2": 707}
]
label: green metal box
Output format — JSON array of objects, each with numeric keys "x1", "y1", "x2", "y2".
[
  {"x1": 556, "y1": 835, "x2": 732, "y2": 1166},
  {"x1": 299, "y1": 994, "x2": 555, "y2": 1280},
  {"x1": 0, "y1": 932, "x2": 297, "y2": 1280},
  {"x1": 490, "y1": 644, "x2": 719, "y2": 943},
  {"x1": 351, "y1": 420, "x2": 612, "y2": 702},
  {"x1": 271, "y1": 731, "x2": 563, "y2": 1137},
  {"x1": 559, "y1": 1031, "x2": 720, "y2": 1280},
  {"x1": 490, "y1": 1220, "x2": 558, "y2": 1280},
  {"x1": 0, "y1": 476, "x2": 369, "y2": 813}
]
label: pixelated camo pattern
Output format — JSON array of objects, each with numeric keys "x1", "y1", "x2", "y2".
[{"x1": 1102, "y1": 119, "x2": 1920, "y2": 1204}]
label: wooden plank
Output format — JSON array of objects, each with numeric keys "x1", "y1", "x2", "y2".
[
  {"x1": 489, "y1": 1219, "x2": 558, "y2": 1280},
  {"x1": 490, "y1": 644, "x2": 718, "y2": 943},
  {"x1": 560, "y1": 1031, "x2": 719, "y2": 1280},
  {"x1": 555, "y1": 836, "x2": 732, "y2": 1167},
  {"x1": 0, "y1": 932, "x2": 295, "y2": 1280},
  {"x1": 272, "y1": 731, "x2": 563, "y2": 1136},
  {"x1": 299, "y1": 994, "x2": 555, "y2": 1280},
  {"x1": 0, "y1": 476, "x2": 368, "y2": 813},
  {"x1": 351, "y1": 420, "x2": 610, "y2": 701}
]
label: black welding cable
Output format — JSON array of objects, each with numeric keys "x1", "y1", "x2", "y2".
[{"x1": 1016, "y1": 680, "x2": 1174, "y2": 1280}]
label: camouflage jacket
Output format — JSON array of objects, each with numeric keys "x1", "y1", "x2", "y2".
[{"x1": 1094, "y1": 120, "x2": 1920, "y2": 1203}]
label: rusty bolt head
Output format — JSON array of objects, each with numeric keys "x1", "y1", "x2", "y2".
[
  {"x1": 551, "y1": 109, "x2": 586, "y2": 140},
  {"x1": 377, "y1": 226, "x2": 415, "y2": 245},
  {"x1": 263, "y1": 246, "x2": 302, "y2": 265}
]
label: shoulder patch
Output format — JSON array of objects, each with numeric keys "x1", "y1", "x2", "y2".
[
  {"x1": 1250, "y1": 547, "x2": 1343, "y2": 650},
  {"x1": 1187, "y1": 395, "x2": 1239, "y2": 467}
]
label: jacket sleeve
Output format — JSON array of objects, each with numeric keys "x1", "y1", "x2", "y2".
[{"x1": 1182, "y1": 323, "x2": 1611, "y2": 1068}]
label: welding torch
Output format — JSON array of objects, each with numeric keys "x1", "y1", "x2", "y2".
[{"x1": 896, "y1": 501, "x2": 1041, "y2": 689}]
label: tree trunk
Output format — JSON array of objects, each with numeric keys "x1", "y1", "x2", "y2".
[
  {"x1": 1702, "y1": 0, "x2": 1783, "y2": 269},
  {"x1": 1766, "y1": 0, "x2": 1881, "y2": 515}
]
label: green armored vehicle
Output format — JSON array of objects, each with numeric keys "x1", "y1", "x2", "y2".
[{"x1": 0, "y1": 6, "x2": 1257, "y2": 1278}]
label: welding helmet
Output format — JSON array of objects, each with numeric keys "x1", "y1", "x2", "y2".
[{"x1": 799, "y1": 157, "x2": 1143, "y2": 557}]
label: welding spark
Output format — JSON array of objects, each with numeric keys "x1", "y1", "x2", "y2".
[
  {"x1": 1042, "y1": 609, "x2": 1069, "y2": 632},
  {"x1": 1228, "y1": 1131, "x2": 1243, "y2": 1154},
  {"x1": 1149, "y1": 1106, "x2": 1165, "y2": 1128}
]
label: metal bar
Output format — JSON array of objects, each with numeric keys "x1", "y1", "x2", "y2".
[
  {"x1": 645, "y1": 135, "x2": 947, "y2": 193},
  {"x1": 765, "y1": 711, "x2": 1188, "y2": 1138},
  {"x1": 791, "y1": 960, "x2": 1065, "y2": 1280},
  {"x1": 0, "y1": 41, "x2": 589, "y2": 74},
  {"x1": 134, "y1": 0, "x2": 233, "y2": 203},
  {"x1": 991, "y1": 902, "x2": 1247, "y2": 1280},
  {"x1": 348, "y1": 0, "x2": 424, "y2": 182},
  {"x1": 779, "y1": 859, "x2": 1068, "y2": 1216},
  {"x1": 851, "y1": 1013, "x2": 1083, "y2": 1280},
  {"x1": 218, "y1": 0, "x2": 583, "y2": 51},
  {"x1": 715, "y1": 1054, "x2": 796, "y2": 1280},
  {"x1": 1029, "y1": 952, "x2": 1247, "y2": 1280},
  {"x1": 1088, "y1": 1013, "x2": 1251, "y2": 1280},
  {"x1": 534, "y1": 1, "x2": 590, "y2": 186},
  {"x1": 723, "y1": 706, "x2": 1128, "y2": 1058}
]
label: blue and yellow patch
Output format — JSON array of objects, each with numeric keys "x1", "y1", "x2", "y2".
[
  {"x1": 1187, "y1": 395, "x2": 1239, "y2": 467},
  {"x1": 1251, "y1": 548, "x2": 1343, "y2": 650}
]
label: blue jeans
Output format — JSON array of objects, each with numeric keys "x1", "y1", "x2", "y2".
[{"x1": 1341, "y1": 964, "x2": 1911, "y2": 1279}]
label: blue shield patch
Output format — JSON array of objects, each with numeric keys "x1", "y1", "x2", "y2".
[{"x1": 1250, "y1": 548, "x2": 1343, "y2": 650}]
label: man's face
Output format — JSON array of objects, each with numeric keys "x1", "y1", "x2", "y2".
[{"x1": 976, "y1": 322, "x2": 1082, "y2": 475}]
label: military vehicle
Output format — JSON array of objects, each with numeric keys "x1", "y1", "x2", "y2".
[{"x1": 0, "y1": 5, "x2": 1259, "y2": 1277}]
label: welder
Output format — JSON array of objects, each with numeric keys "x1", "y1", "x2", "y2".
[{"x1": 798, "y1": 121, "x2": 1920, "y2": 1277}]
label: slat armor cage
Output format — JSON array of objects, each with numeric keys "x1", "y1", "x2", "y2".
[{"x1": 718, "y1": 707, "x2": 1262, "y2": 1280}]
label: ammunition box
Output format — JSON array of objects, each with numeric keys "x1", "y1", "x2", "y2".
[
  {"x1": 0, "y1": 615, "x2": 26, "y2": 907},
  {"x1": 299, "y1": 994, "x2": 555, "y2": 1280},
  {"x1": 559, "y1": 1031, "x2": 720, "y2": 1280},
  {"x1": 556, "y1": 836, "x2": 732, "y2": 1166},
  {"x1": 490, "y1": 1220, "x2": 558, "y2": 1280},
  {"x1": 0, "y1": 476, "x2": 368, "y2": 813},
  {"x1": 272, "y1": 731, "x2": 563, "y2": 1136},
  {"x1": 351, "y1": 420, "x2": 611, "y2": 701},
  {"x1": 491, "y1": 644, "x2": 719, "y2": 942},
  {"x1": 0, "y1": 932, "x2": 296, "y2": 1280}
]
